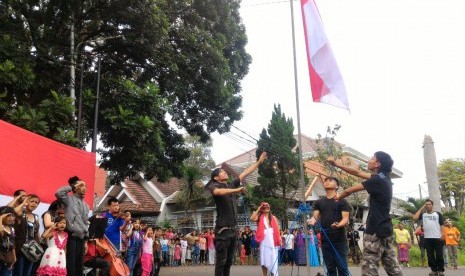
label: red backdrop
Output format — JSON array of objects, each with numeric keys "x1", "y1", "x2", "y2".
[{"x1": 0, "y1": 120, "x2": 95, "y2": 206}]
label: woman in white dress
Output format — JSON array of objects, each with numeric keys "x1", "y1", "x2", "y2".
[{"x1": 250, "y1": 202, "x2": 281, "y2": 276}]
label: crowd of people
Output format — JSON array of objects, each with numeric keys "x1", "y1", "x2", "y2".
[{"x1": 0, "y1": 150, "x2": 462, "y2": 276}]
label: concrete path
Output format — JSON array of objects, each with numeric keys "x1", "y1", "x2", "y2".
[{"x1": 159, "y1": 264, "x2": 462, "y2": 276}]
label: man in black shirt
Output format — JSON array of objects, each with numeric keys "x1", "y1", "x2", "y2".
[
  {"x1": 329, "y1": 151, "x2": 403, "y2": 276},
  {"x1": 309, "y1": 177, "x2": 350, "y2": 276},
  {"x1": 206, "y1": 152, "x2": 267, "y2": 276}
]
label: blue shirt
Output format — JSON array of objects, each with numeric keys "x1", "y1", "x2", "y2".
[{"x1": 103, "y1": 211, "x2": 125, "y2": 249}]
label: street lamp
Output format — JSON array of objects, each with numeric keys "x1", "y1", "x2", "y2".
[{"x1": 72, "y1": 35, "x2": 122, "y2": 146}]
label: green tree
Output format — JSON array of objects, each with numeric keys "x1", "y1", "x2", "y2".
[
  {"x1": 254, "y1": 104, "x2": 302, "y2": 227},
  {"x1": 312, "y1": 125, "x2": 365, "y2": 221},
  {"x1": 175, "y1": 136, "x2": 215, "y2": 227},
  {"x1": 0, "y1": 0, "x2": 250, "y2": 183},
  {"x1": 438, "y1": 158, "x2": 465, "y2": 215}
]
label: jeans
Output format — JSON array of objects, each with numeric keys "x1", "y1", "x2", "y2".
[
  {"x1": 321, "y1": 241, "x2": 349, "y2": 276},
  {"x1": 12, "y1": 253, "x2": 34, "y2": 276},
  {"x1": 424, "y1": 238, "x2": 444, "y2": 272},
  {"x1": 126, "y1": 246, "x2": 141, "y2": 276},
  {"x1": 0, "y1": 263, "x2": 13, "y2": 276},
  {"x1": 214, "y1": 228, "x2": 236, "y2": 276}
]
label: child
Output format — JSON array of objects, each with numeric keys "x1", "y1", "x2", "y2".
[
  {"x1": 185, "y1": 245, "x2": 192, "y2": 266},
  {"x1": 240, "y1": 244, "x2": 246, "y2": 265},
  {"x1": 125, "y1": 219, "x2": 143, "y2": 276},
  {"x1": 180, "y1": 236, "x2": 188, "y2": 265},
  {"x1": 36, "y1": 216, "x2": 68, "y2": 276},
  {"x1": 0, "y1": 206, "x2": 16, "y2": 276},
  {"x1": 141, "y1": 226, "x2": 154, "y2": 276},
  {"x1": 174, "y1": 239, "x2": 181, "y2": 266},
  {"x1": 152, "y1": 227, "x2": 163, "y2": 276},
  {"x1": 192, "y1": 241, "x2": 200, "y2": 265},
  {"x1": 168, "y1": 239, "x2": 175, "y2": 266}
]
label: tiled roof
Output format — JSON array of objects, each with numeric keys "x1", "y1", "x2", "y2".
[
  {"x1": 151, "y1": 177, "x2": 183, "y2": 197},
  {"x1": 96, "y1": 179, "x2": 161, "y2": 214}
]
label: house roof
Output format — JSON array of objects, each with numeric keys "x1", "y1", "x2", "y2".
[
  {"x1": 151, "y1": 177, "x2": 183, "y2": 197},
  {"x1": 96, "y1": 179, "x2": 161, "y2": 214}
]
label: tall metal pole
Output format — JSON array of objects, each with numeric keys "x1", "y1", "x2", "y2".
[
  {"x1": 91, "y1": 55, "x2": 101, "y2": 153},
  {"x1": 77, "y1": 62, "x2": 84, "y2": 143},
  {"x1": 289, "y1": 0, "x2": 311, "y2": 272},
  {"x1": 70, "y1": 17, "x2": 76, "y2": 102}
]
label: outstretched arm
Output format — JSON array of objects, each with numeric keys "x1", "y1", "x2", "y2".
[
  {"x1": 304, "y1": 176, "x2": 319, "y2": 200},
  {"x1": 328, "y1": 156, "x2": 371, "y2": 180},
  {"x1": 239, "y1": 152, "x2": 267, "y2": 182},
  {"x1": 335, "y1": 184, "x2": 365, "y2": 201},
  {"x1": 212, "y1": 186, "x2": 245, "y2": 196}
]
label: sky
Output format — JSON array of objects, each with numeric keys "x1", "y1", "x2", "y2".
[{"x1": 210, "y1": 0, "x2": 465, "y2": 200}]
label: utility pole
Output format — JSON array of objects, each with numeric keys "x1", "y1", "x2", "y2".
[
  {"x1": 419, "y1": 184, "x2": 423, "y2": 200},
  {"x1": 70, "y1": 15, "x2": 76, "y2": 103},
  {"x1": 91, "y1": 55, "x2": 101, "y2": 153}
]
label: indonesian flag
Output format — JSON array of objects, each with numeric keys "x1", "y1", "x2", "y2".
[{"x1": 300, "y1": 0, "x2": 349, "y2": 111}]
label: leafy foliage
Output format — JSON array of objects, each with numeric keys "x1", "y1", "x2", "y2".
[
  {"x1": 254, "y1": 104, "x2": 303, "y2": 227},
  {"x1": 0, "y1": 0, "x2": 250, "y2": 183},
  {"x1": 438, "y1": 158, "x2": 465, "y2": 215},
  {"x1": 311, "y1": 125, "x2": 366, "y2": 218}
]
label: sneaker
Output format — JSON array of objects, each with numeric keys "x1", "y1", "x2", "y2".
[
  {"x1": 438, "y1": 272, "x2": 445, "y2": 276},
  {"x1": 406, "y1": 263, "x2": 410, "y2": 268},
  {"x1": 429, "y1": 272, "x2": 438, "y2": 276},
  {"x1": 454, "y1": 266, "x2": 457, "y2": 270}
]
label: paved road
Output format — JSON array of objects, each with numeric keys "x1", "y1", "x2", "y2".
[{"x1": 159, "y1": 265, "x2": 462, "y2": 276}]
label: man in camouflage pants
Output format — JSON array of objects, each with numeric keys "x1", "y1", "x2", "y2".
[{"x1": 330, "y1": 152, "x2": 402, "y2": 276}]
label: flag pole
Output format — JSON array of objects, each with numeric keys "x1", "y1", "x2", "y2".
[{"x1": 289, "y1": 0, "x2": 311, "y2": 273}]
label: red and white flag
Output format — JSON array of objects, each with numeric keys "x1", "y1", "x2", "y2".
[{"x1": 300, "y1": 0, "x2": 349, "y2": 111}]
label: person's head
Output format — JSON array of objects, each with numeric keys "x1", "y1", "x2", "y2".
[
  {"x1": 146, "y1": 225, "x2": 154, "y2": 237},
  {"x1": 154, "y1": 226, "x2": 162, "y2": 237},
  {"x1": 445, "y1": 219, "x2": 452, "y2": 227},
  {"x1": 368, "y1": 151, "x2": 393, "y2": 175},
  {"x1": 424, "y1": 199, "x2": 434, "y2": 212},
  {"x1": 398, "y1": 223, "x2": 404, "y2": 230},
  {"x1": 241, "y1": 244, "x2": 245, "y2": 248},
  {"x1": 55, "y1": 216, "x2": 67, "y2": 231},
  {"x1": 107, "y1": 197, "x2": 120, "y2": 214},
  {"x1": 210, "y1": 168, "x2": 228, "y2": 183},
  {"x1": 13, "y1": 189, "x2": 27, "y2": 203},
  {"x1": 0, "y1": 206, "x2": 16, "y2": 226},
  {"x1": 132, "y1": 219, "x2": 141, "y2": 230},
  {"x1": 69, "y1": 176, "x2": 86, "y2": 196},
  {"x1": 48, "y1": 199, "x2": 65, "y2": 216},
  {"x1": 260, "y1": 202, "x2": 271, "y2": 213},
  {"x1": 26, "y1": 194, "x2": 40, "y2": 212},
  {"x1": 323, "y1": 177, "x2": 340, "y2": 191}
]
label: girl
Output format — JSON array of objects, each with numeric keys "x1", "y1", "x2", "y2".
[
  {"x1": 174, "y1": 239, "x2": 181, "y2": 266},
  {"x1": 36, "y1": 216, "x2": 68, "y2": 276},
  {"x1": 125, "y1": 219, "x2": 143, "y2": 276},
  {"x1": 239, "y1": 244, "x2": 246, "y2": 265},
  {"x1": 168, "y1": 239, "x2": 175, "y2": 266},
  {"x1": 141, "y1": 226, "x2": 154, "y2": 276},
  {"x1": 0, "y1": 207, "x2": 16, "y2": 276},
  {"x1": 250, "y1": 202, "x2": 281, "y2": 276},
  {"x1": 13, "y1": 194, "x2": 41, "y2": 276}
]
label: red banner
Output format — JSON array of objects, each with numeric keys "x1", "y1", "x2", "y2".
[{"x1": 0, "y1": 120, "x2": 95, "y2": 206}]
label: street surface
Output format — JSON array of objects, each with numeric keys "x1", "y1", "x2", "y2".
[{"x1": 160, "y1": 265, "x2": 463, "y2": 276}]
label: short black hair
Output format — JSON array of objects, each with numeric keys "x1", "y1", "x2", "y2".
[
  {"x1": 374, "y1": 151, "x2": 393, "y2": 174},
  {"x1": 425, "y1": 199, "x2": 434, "y2": 205},
  {"x1": 68, "y1": 176, "x2": 82, "y2": 192},
  {"x1": 325, "y1": 176, "x2": 340, "y2": 187},
  {"x1": 13, "y1": 189, "x2": 26, "y2": 197},
  {"x1": 0, "y1": 206, "x2": 15, "y2": 216},
  {"x1": 210, "y1": 168, "x2": 222, "y2": 181},
  {"x1": 107, "y1": 197, "x2": 119, "y2": 206}
]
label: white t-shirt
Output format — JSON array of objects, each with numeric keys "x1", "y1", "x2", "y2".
[
  {"x1": 283, "y1": 234, "x2": 295, "y2": 250},
  {"x1": 422, "y1": 211, "x2": 444, "y2": 239}
]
